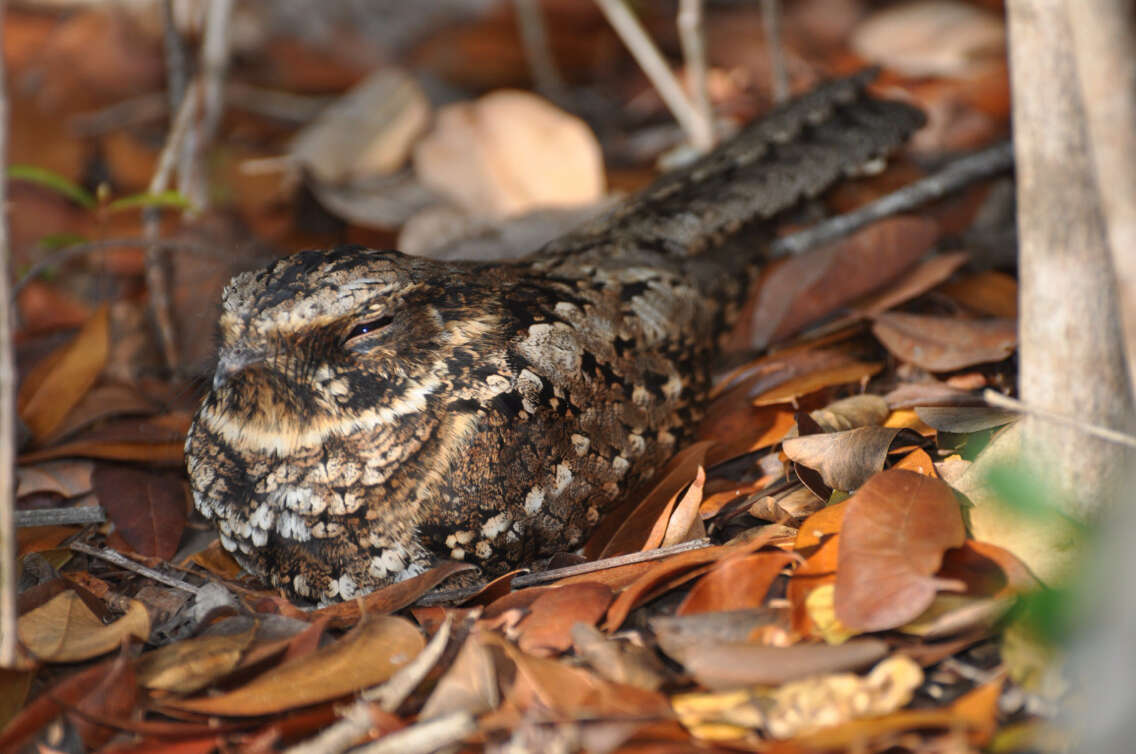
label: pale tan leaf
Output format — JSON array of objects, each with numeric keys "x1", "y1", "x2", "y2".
[{"x1": 19, "y1": 591, "x2": 149, "y2": 663}]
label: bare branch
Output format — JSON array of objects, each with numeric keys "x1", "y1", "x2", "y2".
[
  {"x1": 146, "y1": 79, "x2": 201, "y2": 370},
  {"x1": 512, "y1": 0, "x2": 566, "y2": 98},
  {"x1": 594, "y1": 0, "x2": 714, "y2": 151},
  {"x1": 772, "y1": 141, "x2": 1015, "y2": 258},
  {"x1": 70, "y1": 541, "x2": 202, "y2": 595},
  {"x1": 761, "y1": 0, "x2": 789, "y2": 103},
  {"x1": 983, "y1": 390, "x2": 1136, "y2": 450},
  {"x1": 0, "y1": 0, "x2": 18, "y2": 669},
  {"x1": 677, "y1": 0, "x2": 715, "y2": 150},
  {"x1": 15, "y1": 507, "x2": 106, "y2": 528}
]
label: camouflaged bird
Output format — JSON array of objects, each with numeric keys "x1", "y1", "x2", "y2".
[{"x1": 186, "y1": 71, "x2": 925, "y2": 603}]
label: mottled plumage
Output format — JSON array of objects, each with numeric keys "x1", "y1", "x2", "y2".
[{"x1": 186, "y1": 72, "x2": 925, "y2": 602}]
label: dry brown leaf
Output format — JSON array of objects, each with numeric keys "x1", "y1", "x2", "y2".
[
  {"x1": 915, "y1": 405, "x2": 1018, "y2": 433},
  {"x1": 835, "y1": 470, "x2": 967, "y2": 632},
  {"x1": 18, "y1": 305, "x2": 109, "y2": 442},
  {"x1": 851, "y1": 0, "x2": 1005, "y2": 78},
  {"x1": 291, "y1": 68, "x2": 430, "y2": 184},
  {"x1": 516, "y1": 583, "x2": 613, "y2": 656},
  {"x1": 414, "y1": 90, "x2": 604, "y2": 219},
  {"x1": 603, "y1": 533, "x2": 775, "y2": 631},
  {"x1": 92, "y1": 467, "x2": 187, "y2": 560},
  {"x1": 168, "y1": 614, "x2": 425, "y2": 716},
  {"x1": 668, "y1": 638, "x2": 890, "y2": 691},
  {"x1": 18, "y1": 590, "x2": 150, "y2": 663},
  {"x1": 571, "y1": 623, "x2": 668, "y2": 691},
  {"x1": 676, "y1": 551, "x2": 796, "y2": 615},
  {"x1": 16, "y1": 460, "x2": 94, "y2": 499},
  {"x1": 808, "y1": 394, "x2": 890, "y2": 432},
  {"x1": 136, "y1": 623, "x2": 258, "y2": 693},
  {"x1": 702, "y1": 405, "x2": 796, "y2": 468},
  {"x1": 594, "y1": 441, "x2": 711, "y2": 559},
  {"x1": 748, "y1": 484, "x2": 825, "y2": 524},
  {"x1": 939, "y1": 269, "x2": 1019, "y2": 318},
  {"x1": 856, "y1": 250, "x2": 971, "y2": 317},
  {"x1": 784, "y1": 426, "x2": 913, "y2": 491},
  {"x1": 871, "y1": 312, "x2": 1017, "y2": 371},
  {"x1": 744, "y1": 216, "x2": 939, "y2": 349},
  {"x1": 419, "y1": 631, "x2": 502, "y2": 720},
  {"x1": 484, "y1": 632, "x2": 672, "y2": 727},
  {"x1": 39, "y1": 382, "x2": 158, "y2": 445},
  {"x1": 659, "y1": 466, "x2": 707, "y2": 547}
]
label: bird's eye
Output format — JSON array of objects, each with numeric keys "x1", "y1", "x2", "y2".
[{"x1": 346, "y1": 315, "x2": 394, "y2": 341}]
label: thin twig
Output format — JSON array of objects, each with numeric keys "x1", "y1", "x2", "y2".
[
  {"x1": 772, "y1": 141, "x2": 1015, "y2": 258},
  {"x1": 15, "y1": 507, "x2": 106, "y2": 528},
  {"x1": 983, "y1": 390, "x2": 1136, "y2": 449},
  {"x1": 198, "y1": 0, "x2": 234, "y2": 147},
  {"x1": 761, "y1": 0, "x2": 789, "y2": 104},
  {"x1": 161, "y1": 0, "x2": 188, "y2": 116},
  {"x1": 416, "y1": 537, "x2": 712, "y2": 605},
  {"x1": 69, "y1": 541, "x2": 202, "y2": 595},
  {"x1": 677, "y1": 0, "x2": 715, "y2": 151},
  {"x1": 145, "y1": 79, "x2": 200, "y2": 370},
  {"x1": 512, "y1": 0, "x2": 565, "y2": 98},
  {"x1": 594, "y1": 0, "x2": 713, "y2": 151},
  {"x1": 0, "y1": 1, "x2": 19, "y2": 669}
]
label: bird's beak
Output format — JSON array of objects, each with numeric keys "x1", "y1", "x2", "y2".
[{"x1": 212, "y1": 348, "x2": 265, "y2": 390}]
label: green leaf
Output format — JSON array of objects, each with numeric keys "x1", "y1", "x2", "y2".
[
  {"x1": 37, "y1": 232, "x2": 88, "y2": 251},
  {"x1": 8, "y1": 164, "x2": 96, "y2": 208},
  {"x1": 106, "y1": 190, "x2": 192, "y2": 213}
]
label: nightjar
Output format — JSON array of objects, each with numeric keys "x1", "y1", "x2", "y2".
[{"x1": 186, "y1": 71, "x2": 925, "y2": 603}]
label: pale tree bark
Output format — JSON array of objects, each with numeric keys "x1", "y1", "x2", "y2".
[
  {"x1": 1019, "y1": 3, "x2": 1136, "y2": 750},
  {"x1": 1007, "y1": 0, "x2": 1134, "y2": 523}
]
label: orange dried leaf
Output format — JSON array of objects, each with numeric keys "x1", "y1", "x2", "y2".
[
  {"x1": 834, "y1": 470, "x2": 967, "y2": 632},
  {"x1": 18, "y1": 305, "x2": 109, "y2": 442},
  {"x1": 517, "y1": 582, "x2": 613, "y2": 656},
  {"x1": 938, "y1": 269, "x2": 1019, "y2": 318},
  {"x1": 893, "y1": 447, "x2": 938, "y2": 476},
  {"x1": 794, "y1": 501, "x2": 847, "y2": 551},
  {"x1": 676, "y1": 551, "x2": 796, "y2": 615},
  {"x1": 752, "y1": 361, "x2": 883, "y2": 406}
]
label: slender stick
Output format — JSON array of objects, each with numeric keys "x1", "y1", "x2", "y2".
[
  {"x1": 0, "y1": 0, "x2": 18, "y2": 669},
  {"x1": 677, "y1": 0, "x2": 715, "y2": 151},
  {"x1": 772, "y1": 141, "x2": 1015, "y2": 258},
  {"x1": 15, "y1": 237, "x2": 220, "y2": 295},
  {"x1": 70, "y1": 542, "x2": 202, "y2": 595},
  {"x1": 594, "y1": 0, "x2": 713, "y2": 150},
  {"x1": 15, "y1": 507, "x2": 106, "y2": 528},
  {"x1": 512, "y1": 0, "x2": 566, "y2": 98},
  {"x1": 145, "y1": 80, "x2": 200, "y2": 370},
  {"x1": 417, "y1": 537, "x2": 712, "y2": 604},
  {"x1": 761, "y1": 0, "x2": 789, "y2": 103},
  {"x1": 983, "y1": 389, "x2": 1136, "y2": 449}
]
